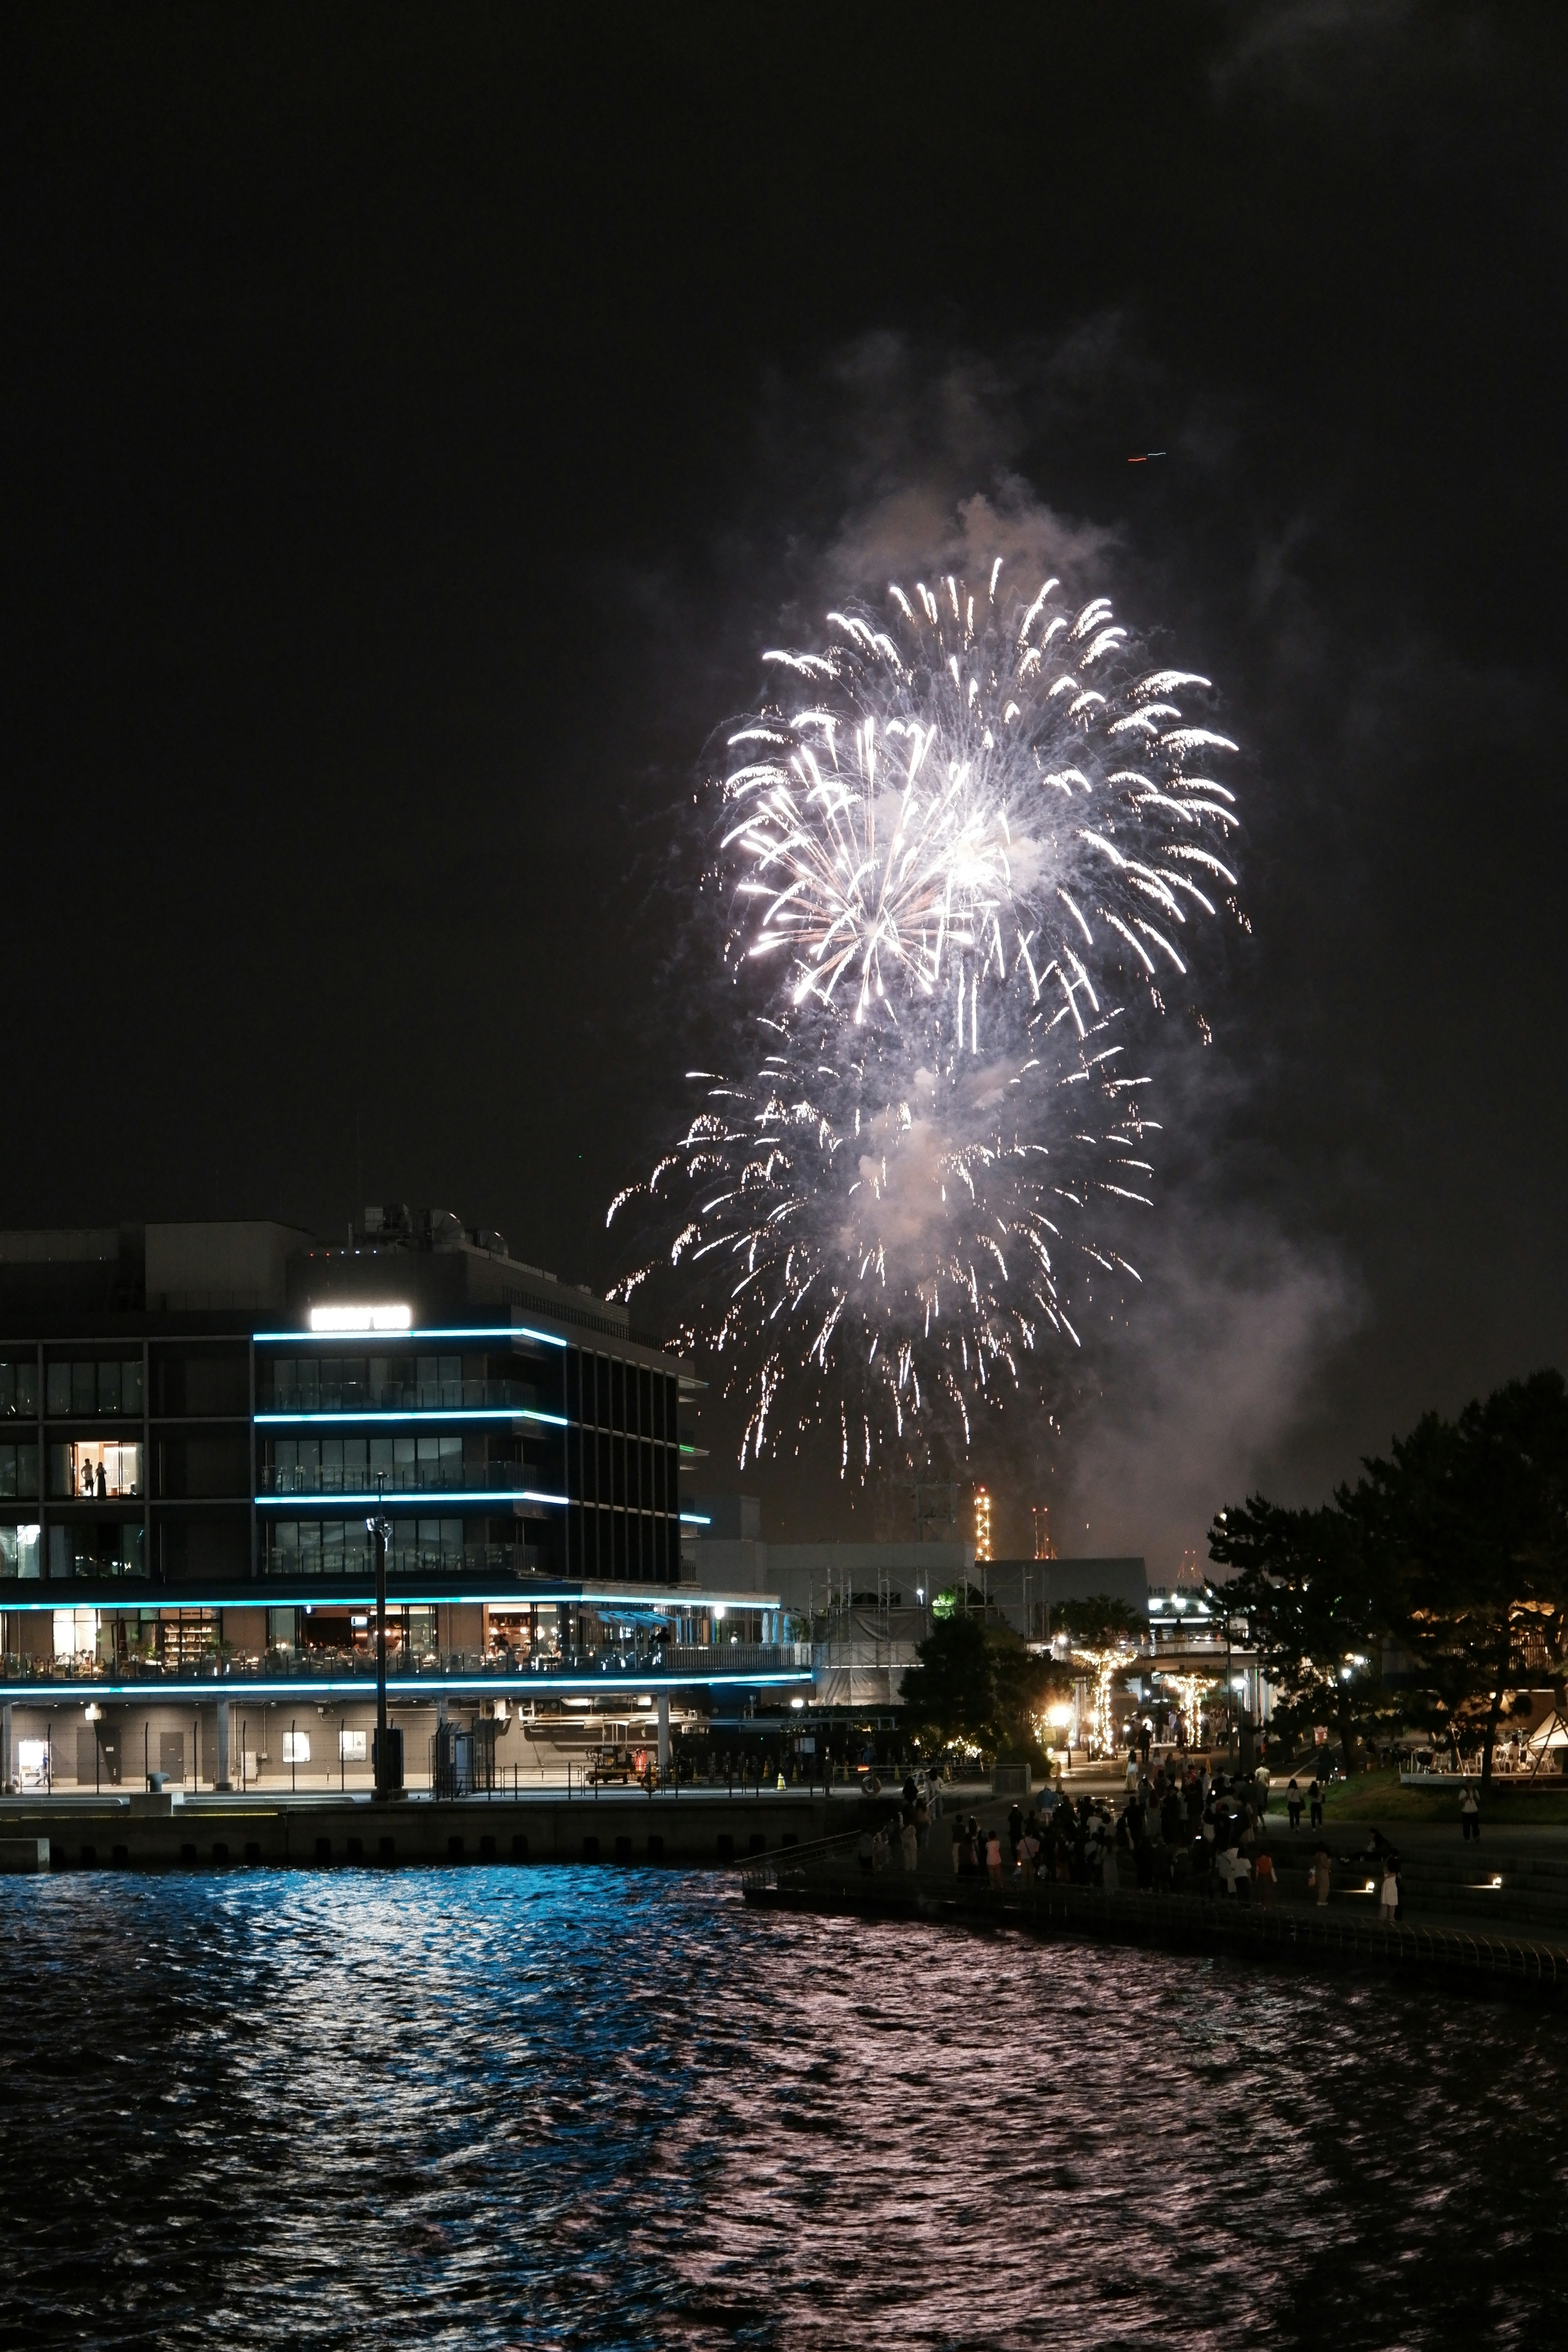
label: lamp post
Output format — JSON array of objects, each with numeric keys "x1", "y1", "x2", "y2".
[{"x1": 368, "y1": 1485, "x2": 401, "y2": 1800}]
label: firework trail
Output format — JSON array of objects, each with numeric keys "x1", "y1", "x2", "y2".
[{"x1": 610, "y1": 563, "x2": 1241, "y2": 1474}]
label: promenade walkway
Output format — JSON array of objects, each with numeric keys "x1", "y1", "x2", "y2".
[{"x1": 740, "y1": 1812, "x2": 1568, "y2": 1993}]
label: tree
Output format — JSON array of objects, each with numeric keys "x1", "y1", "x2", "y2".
[
  {"x1": 1052, "y1": 1594, "x2": 1146, "y2": 1757},
  {"x1": 1211, "y1": 1370, "x2": 1568, "y2": 1790},
  {"x1": 1349, "y1": 1370, "x2": 1568, "y2": 1786},
  {"x1": 900, "y1": 1613, "x2": 1060, "y2": 1762},
  {"x1": 1207, "y1": 1499, "x2": 1388, "y2": 1774}
]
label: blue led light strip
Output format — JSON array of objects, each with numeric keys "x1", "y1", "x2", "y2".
[
  {"x1": 255, "y1": 1490, "x2": 570, "y2": 1509},
  {"x1": 255, "y1": 1408, "x2": 569, "y2": 1428},
  {"x1": 0, "y1": 1587, "x2": 772, "y2": 1610},
  {"x1": 252, "y1": 1325, "x2": 568, "y2": 1348}
]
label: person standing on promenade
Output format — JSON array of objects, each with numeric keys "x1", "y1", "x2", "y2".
[
  {"x1": 900, "y1": 1813, "x2": 919, "y2": 1872},
  {"x1": 1255, "y1": 1848, "x2": 1278, "y2": 1907},
  {"x1": 986, "y1": 1829, "x2": 1004, "y2": 1889},
  {"x1": 1287, "y1": 1779, "x2": 1303, "y2": 1834},
  {"x1": 951, "y1": 1815, "x2": 964, "y2": 1875},
  {"x1": 1312, "y1": 1844, "x2": 1332, "y2": 1907},
  {"x1": 1460, "y1": 1783, "x2": 1481, "y2": 1841},
  {"x1": 1379, "y1": 1859, "x2": 1399, "y2": 1926},
  {"x1": 1308, "y1": 1777, "x2": 1324, "y2": 1831}
]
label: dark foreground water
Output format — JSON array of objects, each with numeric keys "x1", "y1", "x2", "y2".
[{"x1": 2, "y1": 1869, "x2": 1566, "y2": 2349}]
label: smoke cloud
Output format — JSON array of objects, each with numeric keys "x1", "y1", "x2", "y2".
[{"x1": 615, "y1": 322, "x2": 1376, "y2": 1574}]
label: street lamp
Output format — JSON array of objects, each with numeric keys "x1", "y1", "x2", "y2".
[{"x1": 367, "y1": 1484, "x2": 402, "y2": 1800}]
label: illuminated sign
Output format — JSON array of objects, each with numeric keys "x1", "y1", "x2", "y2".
[{"x1": 308, "y1": 1304, "x2": 413, "y2": 1333}]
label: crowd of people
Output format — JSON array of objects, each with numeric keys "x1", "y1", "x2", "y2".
[{"x1": 855, "y1": 1755, "x2": 1411, "y2": 1922}]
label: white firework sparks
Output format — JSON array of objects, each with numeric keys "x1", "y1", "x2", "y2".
[{"x1": 610, "y1": 563, "x2": 1241, "y2": 1472}]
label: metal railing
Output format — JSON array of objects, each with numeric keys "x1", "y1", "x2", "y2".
[
  {"x1": 260, "y1": 1461, "x2": 548, "y2": 1497},
  {"x1": 261, "y1": 1379, "x2": 547, "y2": 1414},
  {"x1": 0, "y1": 1640, "x2": 815, "y2": 1688}
]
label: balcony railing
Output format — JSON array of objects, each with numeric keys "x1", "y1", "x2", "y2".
[
  {"x1": 260, "y1": 1461, "x2": 550, "y2": 1497},
  {"x1": 260, "y1": 1379, "x2": 548, "y2": 1415},
  {"x1": 0, "y1": 1640, "x2": 814, "y2": 1688}
]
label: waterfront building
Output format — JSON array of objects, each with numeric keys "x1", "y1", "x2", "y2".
[{"x1": 0, "y1": 1214, "x2": 805, "y2": 1792}]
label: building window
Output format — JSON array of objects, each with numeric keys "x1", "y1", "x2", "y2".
[
  {"x1": 53, "y1": 1606, "x2": 101, "y2": 1663},
  {"x1": 16, "y1": 1738, "x2": 49, "y2": 1789},
  {"x1": 266, "y1": 1519, "x2": 378, "y2": 1574},
  {"x1": 339, "y1": 1729, "x2": 368, "y2": 1762},
  {"x1": 270, "y1": 1519, "x2": 322, "y2": 1572},
  {"x1": 44, "y1": 1359, "x2": 143, "y2": 1417},
  {"x1": 0, "y1": 1361, "x2": 38, "y2": 1417},
  {"x1": 390, "y1": 1518, "x2": 463, "y2": 1572},
  {"x1": 0, "y1": 1524, "x2": 41, "y2": 1578},
  {"x1": 47, "y1": 1440, "x2": 143, "y2": 1500},
  {"x1": 46, "y1": 1522, "x2": 145, "y2": 1579},
  {"x1": 0, "y1": 1445, "x2": 39, "y2": 1499},
  {"x1": 265, "y1": 1433, "x2": 465, "y2": 1496},
  {"x1": 282, "y1": 1731, "x2": 311, "y2": 1765}
]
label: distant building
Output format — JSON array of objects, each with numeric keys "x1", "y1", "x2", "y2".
[{"x1": 692, "y1": 1494, "x2": 1147, "y2": 1712}]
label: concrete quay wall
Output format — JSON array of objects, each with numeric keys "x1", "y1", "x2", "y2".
[{"x1": 0, "y1": 1790, "x2": 837, "y2": 1873}]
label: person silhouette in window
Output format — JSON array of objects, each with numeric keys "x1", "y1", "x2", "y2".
[
  {"x1": 81, "y1": 1460, "x2": 93, "y2": 1497},
  {"x1": 97, "y1": 1461, "x2": 107, "y2": 1499}
]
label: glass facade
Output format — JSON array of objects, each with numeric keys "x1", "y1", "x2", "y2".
[
  {"x1": 249, "y1": 1327, "x2": 686, "y2": 1588},
  {"x1": 0, "y1": 1307, "x2": 689, "y2": 1593},
  {"x1": 564, "y1": 1347, "x2": 683, "y2": 1582}
]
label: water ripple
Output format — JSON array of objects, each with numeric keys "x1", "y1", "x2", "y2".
[{"x1": 1, "y1": 1869, "x2": 1565, "y2": 2349}]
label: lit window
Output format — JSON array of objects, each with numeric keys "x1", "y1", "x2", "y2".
[
  {"x1": 338, "y1": 1729, "x2": 368, "y2": 1762},
  {"x1": 53, "y1": 1606, "x2": 99, "y2": 1662},
  {"x1": 17, "y1": 1738, "x2": 49, "y2": 1787},
  {"x1": 282, "y1": 1731, "x2": 311, "y2": 1764}
]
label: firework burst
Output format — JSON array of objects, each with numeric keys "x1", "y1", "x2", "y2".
[{"x1": 610, "y1": 562, "x2": 1241, "y2": 1473}]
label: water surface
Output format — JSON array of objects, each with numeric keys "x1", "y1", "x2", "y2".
[{"x1": 2, "y1": 1867, "x2": 1564, "y2": 2348}]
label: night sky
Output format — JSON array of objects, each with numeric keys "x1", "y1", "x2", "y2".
[{"x1": 3, "y1": 5, "x2": 1564, "y2": 1568}]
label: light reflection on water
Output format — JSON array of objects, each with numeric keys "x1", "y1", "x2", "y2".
[{"x1": 2, "y1": 1866, "x2": 1566, "y2": 2348}]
